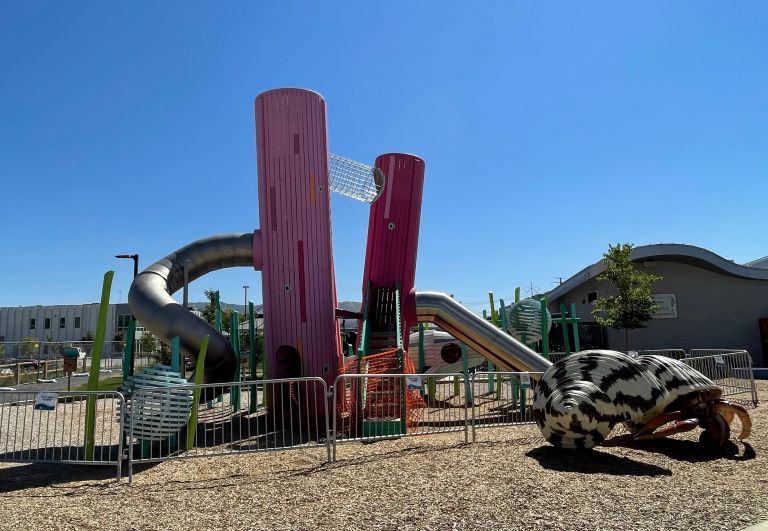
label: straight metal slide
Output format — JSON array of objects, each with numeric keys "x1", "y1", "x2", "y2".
[{"x1": 415, "y1": 291, "x2": 553, "y2": 374}]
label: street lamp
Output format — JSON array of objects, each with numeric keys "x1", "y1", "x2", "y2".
[{"x1": 115, "y1": 254, "x2": 139, "y2": 278}]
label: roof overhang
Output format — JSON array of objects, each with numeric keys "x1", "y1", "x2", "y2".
[{"x1": 547, "y1": 243, "x2": 768, "y2": 301}]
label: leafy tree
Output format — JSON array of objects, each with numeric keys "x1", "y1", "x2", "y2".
[
  {"x1": 20, "y1": 337, "x2": 39, "y2": 357},
  {"x1": 591, "y1": 243, "x2": 662, "y2": 351},
  {"x1": 81, "y1": 331, "x2": 94, "y2": 341},
  {"x1": 139, "y1": 331, "x2": 158, "y2": 356},
  {"x1": 201, "y1": 289, "x2": 218, "y2": 327}
]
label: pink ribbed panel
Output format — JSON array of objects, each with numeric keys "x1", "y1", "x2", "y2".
[
  {"x1": 255, "y1": 89, "x2": 341, "y2": 386},
  {"x1": 361, "y1": 154, "x2": 425, "y2": 336}
]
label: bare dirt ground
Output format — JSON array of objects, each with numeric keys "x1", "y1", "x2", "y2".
[{"x1": 0, "y1": 382, "x2": 766, "y2": 531}]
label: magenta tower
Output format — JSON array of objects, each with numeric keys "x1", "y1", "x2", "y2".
[
  {"x1": 361, "y1": 154, "x2": 425, "y2": 339},
  {"x1": 254, "y1": 89, "x2": 342, "y2": 386}
]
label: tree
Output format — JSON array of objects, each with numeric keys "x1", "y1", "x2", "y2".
[
  {"x1": 20, "y1": 337, "x2": 39, "y2": 357},
  {"x1": 139, "y1": 331, "x2": 158, "y2": 356},
  {"x1": 591, "y1": 243, "x2": 662, "y2": 351},
  {"x1": 202, "y1": 289, "x2": 218, "y2": 327}
]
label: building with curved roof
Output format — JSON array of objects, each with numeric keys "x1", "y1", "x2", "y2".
[{"x1": 546, "y1": 244, "x2": 768, "y2": 366}]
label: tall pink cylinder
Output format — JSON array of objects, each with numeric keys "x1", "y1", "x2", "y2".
[
  {"x1": 361, "y1": 153, "x2": 425, "y2": 337},
  {"x1": 255, "y1": 89, "x2": 341, "y2": 386}
]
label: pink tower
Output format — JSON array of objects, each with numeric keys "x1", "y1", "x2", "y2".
[
  {"x1": 254, "y1": 89, "x2": 342, "y2": 388},
  {"x1": 360, "y1": 154, "x2": 425, "y2": 342}
]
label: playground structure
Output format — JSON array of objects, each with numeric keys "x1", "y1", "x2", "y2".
[
  {"x1": 0, "y1": 86, "x2": 750, "y2": 479},
  {"x1": 0, "y1": 88, "x2": 759, "y2": 485},
  {"x1": 126, "y1": 88, "x2": 550, "y2": 440},
  {"x1": 122, "y1": 87, "x2": 752, "y2": 451}
]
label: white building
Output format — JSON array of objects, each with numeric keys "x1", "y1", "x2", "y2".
[{"x1": 0, "y1": 303, "x2": 135, "y2": 345}]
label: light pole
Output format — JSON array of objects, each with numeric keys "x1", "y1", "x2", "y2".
[
  {"x1": 115, "y1": 254, "x2": 139, "y2": 279},
  {"x1": 115, "y1": 254, "x2": 139, "y2": 376}
]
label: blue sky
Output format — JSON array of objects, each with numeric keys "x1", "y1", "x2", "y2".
[{"x1": 1, "y1": 2, "x2": 767, "y2": 311}]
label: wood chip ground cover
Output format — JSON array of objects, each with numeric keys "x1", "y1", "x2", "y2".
[{"x1": 0, "y1": 382, "x2": 766, "y2": 530}]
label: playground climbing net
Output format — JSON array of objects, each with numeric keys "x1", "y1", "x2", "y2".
[{"x1": 328, "y1": 153, "x2": 384, "y2": 203}]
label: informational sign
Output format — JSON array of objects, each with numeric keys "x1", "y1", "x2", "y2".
[
  {"x1": 652, "y1": 294, "x2": 678, "y2": 319},
  {"x1": 519, "y1": 372, "x2": 531, "y2": 390},
  {"x1": 715, "y1": 355, "x2": 726, "y2": 366},
  {"x1": 34, "y1": 392, "x2": 58, "y2": 411},
  {"x1": 406, "y1": 375, "x2": 423, "y2": 390},
  {"x1": 63, "y1": 357, "x2": 78, "y2": 372}
]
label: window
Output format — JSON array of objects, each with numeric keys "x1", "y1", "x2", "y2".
[
  {"x1": 74, "y1": 316, "x2": 81, "y2": 329},
  {"x1": 44, "y1": 317, "x2": 51, "y2": 329},
  {"x1": 59, "y1": 317, "x2": 66, "y2": 329},
  {"x1": 117, "y1": 314, "x2": 132, "y2": 332},
  {"x1": 587, "y1": 291, "x2": 598, "y2": 304},
  {"x1": 30, "y1": 318, "x2": 36, "y2": 330}
]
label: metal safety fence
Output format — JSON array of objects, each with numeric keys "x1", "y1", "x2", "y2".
[
  {"x1": 681, "y1": 351, "x2": 758, "y2": 406},
  {"x1": 0, "y1": 358, "x2": 760, "y2": 483},
  {"x1": 634, "y1": 349, "x2": 688, "y2": 360},
  {"x1": 470, "y1": 372, "x2": 542, "y2": 441},
  {"x1": 126, "y1": 377, "x2": 331, "y2": 482},
  {"x1": 332, "y1": 373, "x2": 470, "y2": 460},
  {"x1": 0, "y1": 390, "x2": 125, "y2": 479}
]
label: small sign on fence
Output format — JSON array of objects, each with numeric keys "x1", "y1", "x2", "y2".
[
  {"x1": 715, "y1": 355, "x2": 726, "y2": 365},
  {"x1": 406, "y1": 375, "x2": 422, "y2": 390},
  {"x1": 520, "y1": 373, "x2": 531, "y2": 390},
  {"x1": 34, "y1": 392, "x2": 58, "y2": 411}
]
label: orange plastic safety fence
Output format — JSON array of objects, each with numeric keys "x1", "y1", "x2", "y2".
[{"x1": 336, "y1": 349, "x2": 425, "y2": 431}]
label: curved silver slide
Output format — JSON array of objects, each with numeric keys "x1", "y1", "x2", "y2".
[
  {"x1": 128, "y1": 233, "x2": 254, "y2": 384},
  {"x1": 415, "y1": 291, "x2": 553, "y2": 374}
]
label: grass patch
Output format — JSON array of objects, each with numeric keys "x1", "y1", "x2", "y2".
[{"x1": 71, "y1": 375, "x2": 124, "y2": 392}]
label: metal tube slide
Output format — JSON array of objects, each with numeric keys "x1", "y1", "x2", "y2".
[
  {"x1": 128, "y1": 233, "x2": 255, "y2": 384},
  {"x1": 415, "y1": 291, "x2": 552, "y2": 374}
]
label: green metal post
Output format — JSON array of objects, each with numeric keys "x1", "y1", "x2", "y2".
[
  {"x1": 461, "y1": 344, "x2": 472, "y2": 405},
  {"x1": 559, "y1": 303, "x2": 571, "y2": 355},
  {"x1": 186, "y1": 336, "x2": 210, "y2": 450},
  {"x1": 85, "y1": 271, "x2": 113, "y2": 461},
  {"x1": 248, "y1": 302, "x2": 258, "y2": 412},
  {"x1": 453, "y1": 374, "x2": 460, "y2": 397},
  {"x1": 514, "y1": 287, "x2": 521, "y2": 303},
  {"x1": 418, "y1": 323, "x2": 425, "y2": 373},
  {"x1": 488, "y1": 292, "x2": 497, "y2": 326},
  {"x1": 540, "y1": 298, "x2": 550, "y2": 359},
  {"x1": 418, "y1": 323, "x2": 426, "y2": 398},
  {"x1": 570, "y1": 302, "x2": 581, "y2": 353},
  {"x1": 230, "y1": 311, "x2": 241, "y2": 411},
  {"x1": 171, "y1": 336, "x2": 180, "y2": 373}
]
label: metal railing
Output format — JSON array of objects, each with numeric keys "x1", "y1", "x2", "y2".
[
  {"x1": 470, "y1": 371, "x2": 542, "y2": 441},
  {"x1": 687, "y1": 348, "x2": 749, "y2": 358},
  {"x1": 681, "y1": 351, "x2": 758, "y2": 406},
  {"x1": 0, "y1": 390, "x2": 124, "y2": 479},
  {"x1": 0, "y1": 358, "x2": 758, "y2": 483},
  {"x1": 634, "y1": 349, "x2": 688, "y2": 360},
  {"x1": 127, "y1": 377, "x2": 331, "y2": 482},
  {"x1": 333, "y1": 373, "x2": 470, "y2": 460}
]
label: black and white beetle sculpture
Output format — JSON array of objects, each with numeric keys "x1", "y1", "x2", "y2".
[{"x1": 532, "y1": 350, "x2": 752, "y2": 449}]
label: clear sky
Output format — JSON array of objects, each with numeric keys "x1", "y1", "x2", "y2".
[{"x1": 1, "y1": 2, "x2": 767, "y2": 312}]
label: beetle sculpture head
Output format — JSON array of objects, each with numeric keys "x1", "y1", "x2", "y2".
[{"x1": 532, "y1": 350, "x2": 751, "y2": 449}]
